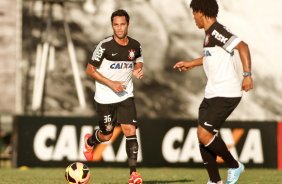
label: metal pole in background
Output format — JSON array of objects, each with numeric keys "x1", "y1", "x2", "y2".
[
  {"x1": 30, "y1": 0, "x2": 87, "y2": 112},
  {"x1": 31, "y1": 2, "x2": 52, "y2": 111},
  {"x1": 62, "y1": 3, "x2": 86, "y2": 108}
]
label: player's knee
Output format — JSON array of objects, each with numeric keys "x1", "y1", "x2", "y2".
[
  {"x1": 122, "y1": 124, "x2": 136, "y2": 136},
  {"x1": 197, "y1": 125, "x2": 214, "y2": 145},
  {"x1": 99, "y1": 132, "x2": 113, "y2": 142},
  {"x1": 197, "y1": 125, "x2": 205, "y2": 139},
  {"x1": 99, "y1": 125, "x2": 114, "y2": 140}
]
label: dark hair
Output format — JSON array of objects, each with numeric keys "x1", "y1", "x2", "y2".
[
  {"x1": 190, "y1": 0, "x2": 218, "y2": 18},
  {"x1": 111, "y1": 9, "x2": 130, "y2": 23}
]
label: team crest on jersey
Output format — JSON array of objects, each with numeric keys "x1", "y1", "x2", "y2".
[
  {"x1": 204, "y1": 34, "x2": 210, "y2": 46},
  {"x1": 128, "y1": 49, "x2": 135, "y2": 60}
]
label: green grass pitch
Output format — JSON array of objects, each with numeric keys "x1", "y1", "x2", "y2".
[{"x1": 0, "y1": 167, "x2": 281, "y2": 183}]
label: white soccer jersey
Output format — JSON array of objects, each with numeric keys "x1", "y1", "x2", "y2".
[
  {"x1": 89, "y1": 36, "x2": 143, "y2": 104},
  {"x1": 203, "y1": 22, "x2": 242, "y2": 98}
]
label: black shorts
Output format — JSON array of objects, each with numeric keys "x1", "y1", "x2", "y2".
[
  {"x1": 198, "y1": 97, "x2": 241, "y2": 134},
  {"x1": 95, "y1": 97, "x2": 137, "y2": 135}
]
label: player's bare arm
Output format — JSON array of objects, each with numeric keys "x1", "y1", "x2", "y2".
[
  {"x1": 235, "y1": 41, "x2": 254, "y2": 92},
  {"x1": 173, "y1": 57, "x2": 203, "y2": 72},
  {"x1": 133, "y1": 62, "x2": 143, "y2": 79},
  {"x1": 86, "y1": 63, "x2": 124, "y2": 93}
]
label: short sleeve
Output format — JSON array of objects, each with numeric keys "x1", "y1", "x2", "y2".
[{"x1": 89, "y1": 42, "x2": 106, "y2": 67}]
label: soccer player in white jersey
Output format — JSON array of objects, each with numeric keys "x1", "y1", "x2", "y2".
[
  {"x1": 173, "y1": 0, "x2": 253, "y2": 183},
  {"x1": 84, "y1": 9, "x2": 143, "y2": 184}
]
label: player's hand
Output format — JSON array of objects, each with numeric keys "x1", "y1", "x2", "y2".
[
  {"x1": 242, "y1": 76, "x2": 253, "y2": 92},
  {"x1": 173, "y1": 61, "x2": 192, "y2": 72},
  {"x1": 133, "y1": 68, "x2": 143, "y2": 79},
  {"x1": 110, "y1": 81, "x2": 125, "y2": 93}
]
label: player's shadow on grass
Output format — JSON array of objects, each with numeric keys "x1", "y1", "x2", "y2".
[{"x1": 143, "y1": 179, "x2": 193, "y2": 183}]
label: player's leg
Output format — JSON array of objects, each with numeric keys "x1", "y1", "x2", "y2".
[
  {"x1": 199, "y1": 125, "x2": 243, "y2": 184},
  {"x1": 198, "y1": 98, "x2": 222, "y2": 183},
  {"x1": 200, "y1": 144, "x2": 223, "y2": 183},
  {"x1": 84, "y1": 102, "x2": 117, "y2": 161},
  {"x1": 118, "y1": 97, "x2": 142, "y2": 184},
  {"x1": 121, "y1": 124, "x2": 138, "y2": 174},
  {"x1": 198, "y1": 97, "x2": 243, "y2": 184},
  {"x1": 198, "y1": 125, "x2": 238, "y2": 168},
  {"x1": 121, "y1": 124, "x2": 142, "y2": 184}
]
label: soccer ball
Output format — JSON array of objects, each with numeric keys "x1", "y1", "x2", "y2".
[{"x1": 65, "y1": 162, "x2": 90, "y2": 184}]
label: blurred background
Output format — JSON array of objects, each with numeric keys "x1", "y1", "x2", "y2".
[{"x1": 0, "y1": 0, "x2": 281, "y2": 167}]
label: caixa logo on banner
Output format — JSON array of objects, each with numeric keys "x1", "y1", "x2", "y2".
[
  {"x1": 162, "y1": 127, "x2": 264, "y2": 164},
  {"x1": 33, "y1": 125, "x2": 264, "y2": 164},
  {"x1": 33, "y1": 124, "x2": 142, "y2": 162}
]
